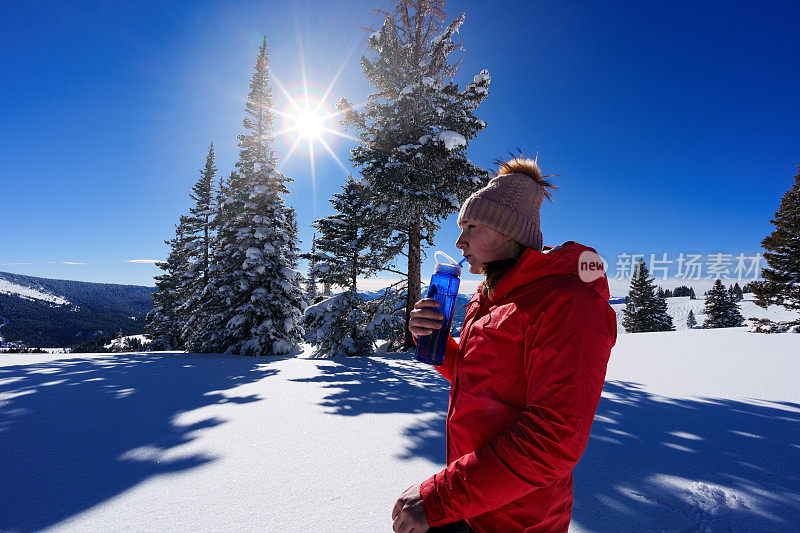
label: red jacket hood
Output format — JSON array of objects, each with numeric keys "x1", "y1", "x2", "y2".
[{"x1": 476, "y1": 241, "x2": 611, "y2": 303}]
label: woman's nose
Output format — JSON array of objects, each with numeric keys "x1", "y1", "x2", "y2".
[{"x1": 455, "y1": 233, "x2": 467, "y2": 249}]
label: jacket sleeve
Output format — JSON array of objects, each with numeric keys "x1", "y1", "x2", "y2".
[
  {"x1": 420, "y1": 290, "x2": 616, "y2": 524},
  {"x1": 435, "y1": 335, "x2": 460, "y2": 383}
]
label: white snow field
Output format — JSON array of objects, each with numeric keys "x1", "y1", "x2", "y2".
[{"x1": 1, "y1": 329, "x2": 798, "y2": 532}]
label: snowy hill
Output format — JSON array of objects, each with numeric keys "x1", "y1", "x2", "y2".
[
  {"x1": 0, "y1": 271, "x2": 154, "y2": 347},
  {"x1": 1, "y1": 328, "x2": 798, "y2": 532},
  {"x1": 611, "y1": 295, "x2": 800, "y2": 333}
]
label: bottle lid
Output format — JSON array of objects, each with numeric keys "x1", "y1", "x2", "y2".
[{"x1": 434, "y1": 251, "x2": 462, "y2": 277}]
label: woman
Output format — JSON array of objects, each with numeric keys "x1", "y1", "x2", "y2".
[{"x1": 392, "y1": 156, "x2": 618, "y2": 533}]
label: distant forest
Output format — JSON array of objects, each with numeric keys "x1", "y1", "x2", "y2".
[{"x1": 0, "y1": 272, "x2": 154, "y2": 347}]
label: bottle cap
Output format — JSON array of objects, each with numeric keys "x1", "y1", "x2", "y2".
[{"x1": 434, "y1": 251, "x2": 462, "y2": 277}]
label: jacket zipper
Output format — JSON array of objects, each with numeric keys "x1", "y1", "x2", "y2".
[{"x1": 445, "y1": 298, "x2": 487, "y2": 462}]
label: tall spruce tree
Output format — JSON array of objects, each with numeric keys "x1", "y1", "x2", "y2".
[
  {"x1": 190, "y1": 37, "x2": 304, "y2": 356},
  {"x1": 338, "y1": 0, "x2": 491, "y2": 348},
  {"x1": 180, "y1": 144, "x2": 217, "y2": 342},
  {"x1": 703, "y1": 279, "x2": 744, "y2": 328},
  {"x1": 622, "y1": 259, "x2": 674, "y2": 332},
  {"x1": 146, "y1": 217, "x2": 191, "y2": 350},
  {"x1": 751, "y1": 165, "x2": 800, "y2": 332}
]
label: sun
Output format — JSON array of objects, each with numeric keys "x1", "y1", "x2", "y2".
[
  {"x1": 292, "y1": 107, "x2": 325, "y2": 140},
  {"x1": 263, "y1": 41, "x2": 365, "y2": 212}
]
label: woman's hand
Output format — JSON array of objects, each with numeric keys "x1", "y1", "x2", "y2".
[
  {"x1": 409, "y1": 299, "x2": 444, "y2": 340},
  {"x1": 392, "y1": 483, "x2": 430, "y2": 533}
]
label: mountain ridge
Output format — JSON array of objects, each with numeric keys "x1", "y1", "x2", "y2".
[{"x1": 0, "y1": 271, "x2": 155, "y2": 347}]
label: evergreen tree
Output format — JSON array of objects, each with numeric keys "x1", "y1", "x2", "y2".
[
  {"x1": 687, "y1": 309, "x2": 697, "y2": 328},
  {"x1": 655, "y1": 286, "x2": 674, "y2": 331},
  {"x1": 180, "y1": 144, "x2": 217, "y2": 342},
  {"x1": 663, "y1": 288, "x2": 673, "y2": 298},
  {"x1": 751, "y1": 165, "x2": 800, "y2": 332},
  {"x1": 338, "y1": 0, "x2": 491, "y2": 348},
  {"x1": 146, "y1": 217, "x2": 191, "y2": 350},
  {"x1": 728, "y1": 282, "x2": 743, "y2": 302},
  {"x1": 622, "y1": 259, "x2": 674, "y2": 332},
  {"x1": 690, "y1": 287, "x2": 697, "y2": 300},
  {"x1": 189, "y1": 37, "x2": 305, "y2": 355},
  {"x1": 309, "y1": 176, "x2": 387, "y2": 292},
  {"x1": 302, "y1": 177, "x2": 407, "y2": 356},
  {"x1": 733, "y1": 282, "x2": 743, "y2": 301},
  {"x1": 703, "y1": 279, "x2": 744, "y2": 328}
]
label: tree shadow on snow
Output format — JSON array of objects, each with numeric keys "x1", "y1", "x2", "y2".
[
  {"x1": 0, "y1": 352, "x2": 280, "y2": 532},
  {"x1": 571, "y1": 381, "x2": 800, "y2": 531},
  {"x1": 290, "y1": 357, "x2": 800, "y2": 530},
  {"x1": 290, "y1": 354, "x2": 450, "y2": 464}
]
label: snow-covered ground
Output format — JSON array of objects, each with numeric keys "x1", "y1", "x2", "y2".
[{"x1": 1, "y1": 328, "x2": 798, "y2": 532}]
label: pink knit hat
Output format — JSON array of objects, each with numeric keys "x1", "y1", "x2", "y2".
[{"x1": 458, "y1": 157, "x2": 556, "y2": 251}]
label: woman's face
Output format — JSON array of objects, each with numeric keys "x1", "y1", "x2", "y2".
[{"x1": 455, "y1": 220, "x2": 520, "y2": 274}]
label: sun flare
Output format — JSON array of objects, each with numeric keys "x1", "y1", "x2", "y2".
[{"x1": 293, "y1": 107, "x2": 325, "y2": 140}]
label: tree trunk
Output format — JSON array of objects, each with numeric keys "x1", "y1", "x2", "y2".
[
  {"x1": 352, "y1": 251, "x2": 358, "y2": 293},
  {"x1": 404, "y1": 209, "x2": 422, "y2": 350}
]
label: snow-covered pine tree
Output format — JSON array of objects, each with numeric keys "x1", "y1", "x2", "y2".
[
  {"x1": 751, "y1": 165, "x2": 800, "y2": 332},
  {"x1": 703, "y1": 279, "x2": 744, "y2": 328},
  {"x1": 183, "y1": 171, "x2": 237, "y2": 353},
  {"x1": 622, "y1": 259, "x2": 674, "y2": 332},
  {"x1": 731, "y1": 282, "x2": 743, "y2": 302},
  {"x1": 191, "y1": 36, "x2": 305, "y2": 356},
  {"x1": 687, "y1": 309, "x2": 697, "y2": 328},
  {"x1": 180, "y1": 144, "x2": 217, "y2": 342},
  {"x1": 146, "y1": 216, "x2": 192, "y2": 350},
  {"x1": 338, "y1": 0, "x2": 491, "y2": 349},
  {"x1": 655, "y1": 287, "x2": 675, "y2": 331},
  {"x1": 309, "y1": 176, "x2": 387, "y2": 291},
  {"x1": 302, "y1": 176, "x2": 404, "y2": 357}
]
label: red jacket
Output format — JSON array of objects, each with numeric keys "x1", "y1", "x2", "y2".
[{"x1": 420, "y1": 242, "x2": 617, "y2": 532}]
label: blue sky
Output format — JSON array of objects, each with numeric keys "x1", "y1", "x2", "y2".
[{"x1": 2, "y1": 0, "x2": 799, "y2": 295}]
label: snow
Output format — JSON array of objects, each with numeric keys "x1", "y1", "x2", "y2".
[
  {"x1": 1, "y1": 327, "x2": 798, "y2": 531},
  {"x1": 473, "y1": 71, "x2": 491, "y2": 84},
  {"x1": 103, "y1": 335, "x2": 148, "y2": 350},
  {"x1": 0, "y1": 278, "x2": 71, "y2": 307},
  {"x1": 436, "y1": 130, "x2": 467, "y2": 150}
]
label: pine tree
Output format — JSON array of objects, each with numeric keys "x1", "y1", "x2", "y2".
[
  {"x1": 146, "y1": 217, "x2": 191, "y2": 350},
  {"x1": 190, "y1": 37, "x2": 305, "y2": 356},
  {"x1": 622, "y1": 259, "x2": 674, "y2": 332},
  {"x1": 751, "y1": 165, "x2": 800, "y2": 332},
  {"x1": 180, "y1": 144, "x2": 217, "y2": 342},
  {"x1": 727, "y1": 282, "x2": 744, "y2": 303},
  {"x1": 654, "y1": 286, "x2": 675, "y2": 331},
  {"x1": 309, "y1": 176, "x2": 387, "y2": 292},
  {"x1": 690, "y1": 287, "x2": 696, "y2": 300},
  {"x1": 687, "y1": 309, "x2": 697, "y2": 328},
  {"x1": 338, "y1": 0, "x2": 491, "y2": 348},
  {"x1": 302, "y1": 177, "x2": 407, "y2": 356},
  {"x1": 703, "y1": 279, "x2": 744, "y2": 328}
]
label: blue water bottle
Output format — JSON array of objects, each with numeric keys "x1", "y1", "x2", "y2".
[{"x1": 415, "y1": 251, "x2": 463, "y2": 366}]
